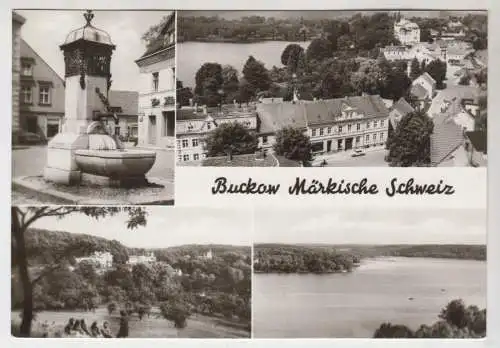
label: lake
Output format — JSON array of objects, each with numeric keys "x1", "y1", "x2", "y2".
[
  {"x1": 253, "y1": 257, "x2": 486, "y2": 338},
  {"x1": 177, "y1": 41, "x2": 311, "y2": 88}
]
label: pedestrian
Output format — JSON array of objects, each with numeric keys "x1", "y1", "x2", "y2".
[
  {"x1": 90, "y1": 321, "x2": 101, "y2": 337},
  {"x1": 101, "y1": 321, "x2": 113, "y2": 338},
  {"x1": 80, "y1": 319, "x2": 91, "y2": 336},
  {"x1": 64, "y1": 318, "x2": 74, "y2": 335},
  {"x1": 116, "y1": 310, "x2": 129, "y2": 338}
]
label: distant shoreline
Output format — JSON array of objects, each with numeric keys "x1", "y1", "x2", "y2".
[{"x1": 178, "y1": 38, "x2": 311, "y2": 44}]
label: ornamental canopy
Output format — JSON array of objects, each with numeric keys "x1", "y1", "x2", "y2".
[{"x1": 61, "y1": 10, "x2": 114, "y2": 48}]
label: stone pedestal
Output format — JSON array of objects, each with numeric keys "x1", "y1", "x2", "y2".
[{"x1": 43, "y1": 133, "x2": 89, "y2": 185}]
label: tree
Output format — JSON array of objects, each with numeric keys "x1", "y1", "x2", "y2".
[
  {"x1": 176, "y1": 80, "x2": 194, "y2": 107},
  {"x1": 194, "y1": 63, "x2": 224, "y2": 106},
  {"x1": 475, "y1": 68, "x2": 487, "y2": 86},
  {"x1": 459, "y1": 75, "x2": 471, "y2": 86},
  {"x1": 410, "y1": 58, "x2": 422, "y2": 80},
  {"x1": 373, "y1": 323, "x2": 414, "y2": 338},
  {"x1": 305, "y1": 38, "x2": 333, "y2": 63},
  {"x1": 221, "y1": 65, "x2": 240, "y2": 103},
  {"x1": 280, "y1": 44, "x2": 306, "y2": 74},
  {"x1": 386, "y1": 111, "x2": 434, "y2": 167},
  {"x1": 425, "y1": 60, "x2": 447, "y2": 89},
  {"x1": 204, "y1": 122, "x2": 258, "y2": 157},
  {"x1": 11, "y1": 207, "x2": 147, "y2": 337},
  {"x1": 107, "y1": 302, "x2": 117, "y2": 316},
  {"x1": 273, "y1": 126, "x2": 313, "y2": 165},
  {"x1": 242, "y1": 56, "x2": 271, "y2": 97},
  {"x1": 420, "y1": 28, "x2": 433, "y2": 42},
  {"x1": 439, "y1": 299, "x2": 468, "y2": 329},
  {"x1": 159, "y1": 298, "x2": 192, "y2": 329},
  {"x1": 141, "y1": 14, "x2": 173, "y2": 48}
]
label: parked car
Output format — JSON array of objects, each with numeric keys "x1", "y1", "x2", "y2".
[{"x1": 351, "y1": 149, "x2": 366, "y2": 157}]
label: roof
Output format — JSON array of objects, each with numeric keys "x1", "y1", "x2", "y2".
[
  {"x1": 63, "y1": 11, "x2": 113, "y2": 46},
  {"x1": 108, "y1": 90, "x2": 139, "y2": 115},
  {"x1": 202, "y1": 153, "x2": 278, "y2": 167},
  {"x1": 465, "y1": 131, "x2": 487, "y2": 153},
  {"x1": 12, "y1": 11, "x2": 26, "y2": 24},
  {"x1": 410, "y1": 84, "x2": 429, "y2": 100},
  {"x1": 257, "y1": 102, "x2": 308, "y2": 134},
  {"x1": 139, "y1": 12, "x2": 175, "y2": 58},
  {"x1": 419, "y1": 72, "x2": 436, "y2": 86},
  {"x1": 177, "y1": 108, "x2": 206, "y2": 121},
  {"x1": 430, "y1": 119, "x2": 465, "y2": 166},
  {"x1": 257, "y1": 95, "x2": 390, "y2": 133},
  {"x1": 392, "y1": 97, "x2": 415, "y2": 115}
]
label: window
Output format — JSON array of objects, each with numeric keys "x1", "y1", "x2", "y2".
[
  {"x1": 182, "y1": 139, "x2": 189, "y2": 148},
  {"x1": 356, "y1": 123, "x2": 361, "y2": 131},
  {"x1": 262, "y1": 135, "x2": 268, "y2": 144},
  {"x1": 365, "y1": 134, "x2": 369, "y2": 142},
  {"x1": 380, "y1": 132, "x2": 384, "y2": 140},
  {"x1": 373, "y1": 133, "x2": 376, "y2": 141},
  {"x1": 152, "y1": 72, "x2": 159, "y2": 92},
  {"x1": 114, "y1": 126, "x2": 120, "y2": 136},
  {"x1": 381, "y1": 120, "x2": 385, "y2": 127},
  {"x1": 366, "y1": 122, "x2": 370, "y2": 128},
  {"x1": 176, "y1": 140, "x2": 181, "y2": 149},
  {"x1": 339, "y1": 125, "x2": 342, "y2": 133},
  {"x1": 39, "y1": 86, "x2": 51, "y2": 105},
  {"x1": 21, "y1": 86, "x2": 32, "y2": 104},
  {"x1": 193, "y1": 154, "x2": 200, "y2": 161},
  {"x1": 356, "y1": 136, "x2": 360, "y2": 144},
  {"x1": 178, "y1": 155, "x2": 182, "y2": 162},
  {"x1": 312, "y1": 129, "x2": 317, "y2": 137},
  {"x1": 347, "y1": 124, "x2": 352, "y2": 132},
  {"x1": 192, "y1": 138, "x2": 199, "y2": 147},
  {"x1": 46, "y1": 118, "x2": 59, "y2": 138},
  {"x1": 319, "y1": 128, "x2": 324, "y2": 136},
  {"x1": 183, "y1": 154, "x2": 190, "y2": 161},
  {"x1": 21, "y1": 62, "x2": 32, "y2": 76},
  {"x1": 327, "y1": 127, "x2": 331, "y2": 134},
  {"x1": 374, "y1": 121, "x2": 378, "y2": 128}
]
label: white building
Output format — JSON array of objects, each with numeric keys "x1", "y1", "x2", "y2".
[
  {"x1": 201, "y1": 249, "x2": 213, "y2": 260},
  {"x1": 128, "y1": 252, "x2": 157, "y2": 265},
  {"x1": 176, "y1": 104, "x2": 257, "y2": 164},
  {"x1": 135, "y1": 12, "x2": 175, "y2": 148},
  {"x1": 394, "y1": 18, "x2": 420, "y2": 45},
  {"x1": 75, "y1": 251, "x2": 113, "y2": 269}
]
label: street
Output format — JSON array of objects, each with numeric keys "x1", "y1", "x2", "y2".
[{"x1": 313, "y1": 149, "x2": 389, "y2": 167}]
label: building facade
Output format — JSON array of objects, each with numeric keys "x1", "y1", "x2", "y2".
[
  {"x1": 19, "y1": 39, "x2": 65, "y2": 140},
  {"x1": 394, "y1": 18, "x2": 420, "y2": 45},
  {"x1": 107, "y1": 90, "x2": 139, "y2": 140},
  {"x1": 12, "y1": 12, "x2": 26, "y2": 142},
  {"x1": 75, "y1": 251, "x2": 113, "y2": 269},
  {"x1": 135, "y1": 12, "x2": 176, "y2": 148},
  {"x1": 128, "y1": 252, "x2": 157, "y2": 265},
  {"x1": 176, "y1": 104, "x2": 257, "y2": 164}
]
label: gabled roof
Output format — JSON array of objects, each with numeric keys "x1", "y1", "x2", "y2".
[
  {"x1": 410, "y1": 84, "x2": 429, "y2": 100},
  {"x1": 391, "y1": 97, "x2": 414, "y2": 115},
  {"x1": 138, "y1": 12, "x2": 175, "y2": 59},
  {"x1": 419, "y1": 72, "x2": 436, "y2": 86},
  {"x1": 108, "y1": 90, "x2": 138, "y2": 115},
  {"x1": 465, "y1": 131, "x2": 487, "y2": 153},
  {"x1": 257, "y1": 102, "x2": 308, "y2": 134},
  {"x1": 431, "y1": 119, "x2": 465, "y2": 166}
]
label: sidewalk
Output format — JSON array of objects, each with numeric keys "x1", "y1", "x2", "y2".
[{"x1": 314, "y1": 147, "x2": 385, "y2": 162}]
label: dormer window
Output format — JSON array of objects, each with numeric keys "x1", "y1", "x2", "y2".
[{"x1": 21, "y1": 61, "x2": 33, "y2": 76}]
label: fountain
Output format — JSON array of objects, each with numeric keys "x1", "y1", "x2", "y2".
[{"x1": 43, "y1": 10, "x2": 157, "y2": 188}]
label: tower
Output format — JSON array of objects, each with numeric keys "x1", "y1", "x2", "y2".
[{"x1": 44, "y1": 10, "x2": 116, "y2": 184}]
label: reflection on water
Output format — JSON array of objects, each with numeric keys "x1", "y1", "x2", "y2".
[
  {"x1": 253, "y1": 257, "x2": 486, "y2": 338},
  {"x1": 178, "y1": 41, "x2": 311, "y2": 88}
]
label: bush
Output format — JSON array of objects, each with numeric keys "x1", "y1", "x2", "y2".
[{"x1": 160, "y1": 300, "x2": 192, "y2": 329}]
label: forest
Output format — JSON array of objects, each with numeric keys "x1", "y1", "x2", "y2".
[
  {"x1": 253, "y1": 244, "x2": 486, "y2": 274},
  {"x1": 12, "y1": 229, "x2": 251, "y2": 331},
  {"x1": 373, "y1": 299, "x2": 486, "y2": 338}
]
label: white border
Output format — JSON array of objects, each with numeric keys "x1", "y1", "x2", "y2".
[{"x1": 2, "y1": 0, "x2": 498, "y2": 347}]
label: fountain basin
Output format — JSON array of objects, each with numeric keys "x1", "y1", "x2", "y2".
[{"x1": 74, "y1": 149, "x2": 156, "y2": 179}]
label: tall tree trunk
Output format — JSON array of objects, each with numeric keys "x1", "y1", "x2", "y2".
[{"x1": 12, "y1": 208, "x2": 33, "y2": 337}]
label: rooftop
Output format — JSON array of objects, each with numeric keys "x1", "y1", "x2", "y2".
[
  {"x1": 62, "y1": 11, "x2": 113, "y2": 47},
  {"x1": 391, "y1": 97, "x2": 415, "y2": 116},
  {"x1": 139, "y1": 11, "x2": 175, "y2": 58},
  {"x1": 108, "y1": 90, "x2": 139, "y2": 115},
  {"x1": 430, "y1": 118, "x2": 465, "y2": 166},
  {"x1": 410, "y1": 84, "x2": 429, "y2": 100}
]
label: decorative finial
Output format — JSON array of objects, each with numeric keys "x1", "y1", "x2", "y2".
[{"x1": 84, "y1": 10, "x2": 94, "y2": 26}]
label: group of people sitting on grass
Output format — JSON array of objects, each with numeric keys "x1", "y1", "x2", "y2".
[{"x1": 39, "y1": 310, "x2": 129, "y2": 338}]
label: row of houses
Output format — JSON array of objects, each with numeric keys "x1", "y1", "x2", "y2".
[{"x1": 12, "y1": 11, "x2": 176, "y2": 148}]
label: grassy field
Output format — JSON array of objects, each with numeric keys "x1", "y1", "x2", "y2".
[{"x1": 11, "y1": 307, "x2": 250, "y2": 338}]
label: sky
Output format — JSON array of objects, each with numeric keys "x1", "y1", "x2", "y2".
[
  {"x1": 30, "y1": 207, "x2": 252, "y2": 248},
  {"x1": 16, "y1": 10, "x2": 172, "y2": 92},
  {"x1": 254, "y1": 207, "x2": 486, "y2": 245}
]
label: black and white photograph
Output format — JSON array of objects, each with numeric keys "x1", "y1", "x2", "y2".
[
  {"x1": 12, "y1": 10, "x2": 176, "y2": 205},
  {"x1": 176, "y1": 10, "x2": 487, "y2": 167},
  {"x1": 252, "y1": 207, "x2": 486, "y2": 338},
  {"x1": 11, "y1": 206, "x2": 251, "y2": 338}
]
